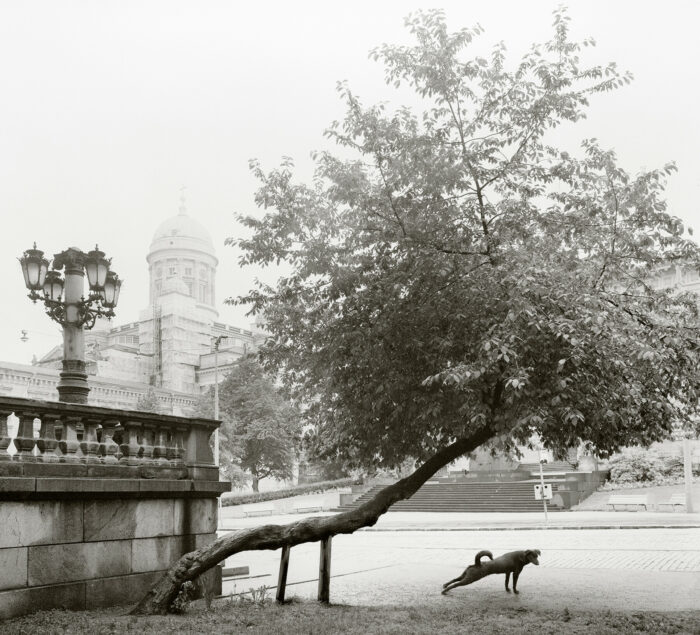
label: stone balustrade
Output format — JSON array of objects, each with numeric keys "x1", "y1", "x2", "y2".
[
  {"x1": 0, "y1": 395, "x2": 220, "y2": 482},
  {"x1": 0, "y1": 395, "x2": 229, "y2": 619}
]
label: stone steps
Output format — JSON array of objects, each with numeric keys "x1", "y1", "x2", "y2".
[{"x1": 335, "y1": 481, "x2": 563, "y2": 513}]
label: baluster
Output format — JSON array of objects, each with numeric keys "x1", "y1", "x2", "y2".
[
  {"x1": 165, "y1": 429, "x2": 177, "y2": 466},
  {"x1": 53, "y1": 419, "x2": 66, "y2": 462},
  {"x1": 100, "y1": 419, "x2": 120, "y2": 465},
  {"x1": 153, "y1": 426, "x2": 169, "y2": 467},
  {"x1": 141, "y1": 422, "x2": 156, "y2": 465},
  {"x1": 0, "y1": 410, "x2": 13, "y2": 461},
  {"x1": 37, "y1": 414, "x2": 61, "y2": 463},
  {"x1": 80, "y1": 417, "x2": 102, "y2": 464},
  {"x1": 120, "y1": 421, "x2": 141, "y2": 466},
  {"x1": 60, "y1": 416, "x2": 83, "y2": 463},
  {"x1": 13, "y1": 412, "x2": 39, "y2": 461},
  {"x1": 173, "y1": 425, "x2": 187, "y2": 468}
]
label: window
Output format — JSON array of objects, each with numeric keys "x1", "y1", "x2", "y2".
[
  {"x1": 169, "y1": 266, "x2": 176, "y2": 276},
  {"x1": 185, "y1": 267, "x2": 192, "y2": 276}
]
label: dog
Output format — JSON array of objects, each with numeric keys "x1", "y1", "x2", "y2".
[{"x1": 441, "y1": 549, "x2": 540, "y2": 595}]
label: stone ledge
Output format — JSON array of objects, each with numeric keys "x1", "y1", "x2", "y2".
[{"x1": 0, "y1": 477, "x2": 230, "y2": 500}]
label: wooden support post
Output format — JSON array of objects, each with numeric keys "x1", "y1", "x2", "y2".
[
  {"x1": 318, "y1": 536, "x2": 332, "y2": 603},
  {"x1": 276, "y1": 545, "x2": 291, "y2": 603}
]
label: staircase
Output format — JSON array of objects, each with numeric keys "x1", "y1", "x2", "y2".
[
  {"x1": 336, "y1": 480, "x2": 564, "y2": 513},
  {"x1": 517, "y1": 461, "x2": 575, "y2": 474}
]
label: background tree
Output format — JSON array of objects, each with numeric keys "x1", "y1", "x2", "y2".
[
  {"x1": 196, "y1": 356, "x2": 301, "y2": 491},
  {"x1": 135, "y1": 9, "x2": 700, "y2": 613}
]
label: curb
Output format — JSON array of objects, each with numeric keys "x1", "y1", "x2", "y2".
[
  {"x1": 220, "y1": 523, "x2": 700, "y2": 532},
  {"x1": 357, "y1": 524, "x2": 700, "y2": 531}
]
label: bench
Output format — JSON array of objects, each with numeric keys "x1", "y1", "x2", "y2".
[
  {"x1": 658, "y1": 494, "x2": 687, "y2": 510},
  {"x1": 607, "y1": 494, "x2": 649, "y2": 511},
  {"x1": 294, "y1": 505, "x2": 323, "y2": 514},
  {"x1": 243, "y1": 508, "x2": 275, "y2": 517}
]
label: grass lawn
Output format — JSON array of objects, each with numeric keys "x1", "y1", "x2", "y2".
[{"x1": 2, "y1": 598, "x2": 699, "y2": 634}]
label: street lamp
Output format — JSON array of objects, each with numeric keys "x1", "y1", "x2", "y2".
[{"x1": 19, "y1": 244, "x2": 123, "y2": 404}]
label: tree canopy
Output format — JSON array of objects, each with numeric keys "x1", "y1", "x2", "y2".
[
  {"x1": 136, "y1": 8, "x2": 700, "y2": 614},
  {"x1": 232, "y1": 8, "x2": 700, "y2": 471}
]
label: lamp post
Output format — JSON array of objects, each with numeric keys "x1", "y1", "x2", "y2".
[
  {"x1": 212, "y1": 335, "x2": 226, "y2": 468},
  {"x1": 19, "y1": 244, "x2": 122, "y2": 404}
]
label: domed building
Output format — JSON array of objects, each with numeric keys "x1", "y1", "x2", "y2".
[
  {"x1": 2, "y1": 203, "x2": 265, "y2": 414},
  {"x1": 148, "y1": 204, "x2": 218, "y2": 314}
]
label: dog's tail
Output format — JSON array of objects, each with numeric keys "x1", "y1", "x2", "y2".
[{"x1": 474, "y1": 550, "x2": 494, "y2": 566}]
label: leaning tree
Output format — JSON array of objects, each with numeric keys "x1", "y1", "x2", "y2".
[{"x1": 133, "y1": 8, "x2": 700, "y2": 614}]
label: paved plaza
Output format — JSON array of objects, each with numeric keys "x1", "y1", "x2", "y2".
[{"x1": 218, "y1": 514, "x2": 700, "y2": 613}]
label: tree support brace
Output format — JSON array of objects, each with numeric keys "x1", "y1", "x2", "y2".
[
  {"x1": 276, "y1": 545, "x2": 291, "y2": 603},
  {"x1": 318, "y1": 536, "x2": 332, "y2": 603}
]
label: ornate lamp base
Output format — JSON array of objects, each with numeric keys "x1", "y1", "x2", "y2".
[{"x1": 57, "y1": 360, "x2": 90, "y2": 404}]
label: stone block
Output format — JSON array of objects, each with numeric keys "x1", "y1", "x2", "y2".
[
  {"x1": 0, "y1": 500, "x2": 82, "y2": 549},
  {"x1": 0, "y1": 477, "x2": 35, "y2": 494},
  {"x1": 134, "y1": 499, "x2": 174, "y2": 538},
  {"x1": 192, "y1": 480, "x2": 231, "y2": 495},
  {"x1": 131, "y1": 536, "x2": 186, "y2": 573},
  {"x1": 173, "y1": 498, "x2": 217, "y2": 535},
  {"x1": 83, "y1": 499, "x2": 137, "y2": 542},
  {"x1": 28, "y1": 539, "x2": 131, "y2": 586},
  {"x1": 138, "y1": 466, "x2": 189, "y2": 480},
  {"x1": 0, "y1": 547, "x2": 28, "y2": 590},
  {"x1": 187, "y1": 466, "x2": 220, "y2": 481},
  {"x1": 86, "y1": 570, "x2": 164, "y2": 608},
  {"x1": 84, "y1": 499, "x2": 174, "y2": 542},
  {"x1": 0, "y1": 462, "x2": 24, "y2": 477},
  {"x1": 0, "y1": 582, "x2": 86, "y2": 619},
  {"x1": 86, "y1": 464, "x2": 139, "y2": 479},
  {"x1": 139, "y1": 479, "x2": 191, "y2": 493},
  {"x1": 35, "y1": 477, "x2": 140, "y2": 493},
  {"x1": 23, "y1": 463, "x2": 87, "y2": 478}
]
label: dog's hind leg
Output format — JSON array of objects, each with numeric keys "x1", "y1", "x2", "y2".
[{"x1": 505, "y1": 572, "x2": 511, "y2": 592}]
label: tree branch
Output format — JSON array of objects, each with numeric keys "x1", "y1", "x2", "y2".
[{"x1": 130, "y1": 426, "x2": 494, "y2": 615}]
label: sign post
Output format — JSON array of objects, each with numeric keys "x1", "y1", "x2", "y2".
[{"x1": 536, "y1": 452, "x2": 549, "y2": 523}]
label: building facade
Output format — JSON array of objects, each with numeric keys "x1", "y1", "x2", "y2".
[{"x1": 0, "y1": 205, "x2": 264, "y2": 415}]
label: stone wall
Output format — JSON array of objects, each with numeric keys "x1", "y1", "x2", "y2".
[
  {"x1": 0, "y1": 396, "x2": 229, "y2": 620},
  {"x1": 0, "y1": 494, "x2": 221, "y2": 619}
]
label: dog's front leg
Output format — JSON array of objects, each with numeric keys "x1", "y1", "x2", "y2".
[
  {"x1": 442, "y1": 575, "x2": 463, "y2": 589},
  {"x1": 505, "y1": 571, "x2": 511, "y2": 592},
  {"x1": 441, "y1": 576, "x2": 471, "y2": 595},
  {"x1": 512, "y1": 568, "x2": 522, "y2": 594}
]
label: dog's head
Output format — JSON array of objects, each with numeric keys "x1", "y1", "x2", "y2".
[{"x1": 525, "y1": 549, "x2": 541, "y2": 566}]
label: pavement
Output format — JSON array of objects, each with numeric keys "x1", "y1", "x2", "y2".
[
  {"x1": 216, "y1": 511, "x2": 700, "y2": 614},
  {"x1": 219, "y1": 509, "x2": 700, "y2": 532}
]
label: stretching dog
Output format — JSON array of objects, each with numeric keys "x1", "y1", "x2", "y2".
[{"x1": 441, "y1": 549, "x2": 540, "y2": 595}]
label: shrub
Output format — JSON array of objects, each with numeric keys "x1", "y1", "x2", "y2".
[{"x1": 608, "y1": 453, "x2": 663, "y2": 485}]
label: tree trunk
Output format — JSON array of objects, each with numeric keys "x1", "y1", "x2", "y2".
[
  {"x1": 252, "y1": 476, "x2": 259, "y2": 492},
  {"x1": 131, "y1": 427, "x2": 492, "y2": 615}
]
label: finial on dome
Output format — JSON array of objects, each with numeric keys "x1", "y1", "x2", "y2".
[{"x1": 178, "y1": 185, "x2": 187, "y2": 216}]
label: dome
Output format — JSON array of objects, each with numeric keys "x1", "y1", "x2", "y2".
[{"x1": 149, "y1": 211, "x2": 215, "y2": 256}]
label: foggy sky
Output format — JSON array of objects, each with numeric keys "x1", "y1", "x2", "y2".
[{"x1": 1, "y1": 0, "x2": 698, "y2": 365}]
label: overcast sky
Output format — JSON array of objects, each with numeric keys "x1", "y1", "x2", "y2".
[{"x1": 1, "y1": 0, "x2": 698, "y2": 365}]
